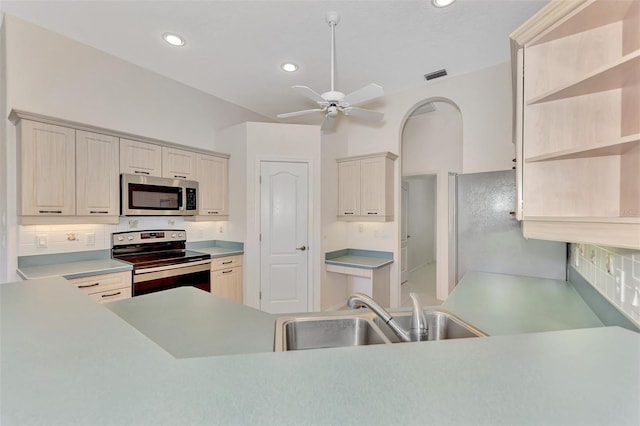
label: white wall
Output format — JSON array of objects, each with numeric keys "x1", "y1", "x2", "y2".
[
  {"x1": 1, "y1": 15, "x2": 271, "y2": 282},
  {"x1": 0, "y1": 17, "x2": 8, "y2": 282},
  {"x1": 217, "y1": 122, "x2": 322, "y2": 311},
  {"x1": 322, "y1": 63, "x2": 514, "y2": 307}
]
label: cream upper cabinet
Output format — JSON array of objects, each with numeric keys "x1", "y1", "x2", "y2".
[
  {"x1": 511, "y1": 0, "x2": 640, "y2": 249},
  {"x1": 18, "y1": 120, "x2": 76, "y2": 217},
  {"x1": 162, "y1": 147, "x2": 197, "y2": 180},
  {"x1": 119, "y1": 138, "x2": 162, "y2": 177},
  {"x1": 337, "y1": 160, "x2": 361, "y2": 217},
  {"x1": 337, "y1": 152, "x2": 397, "y2": 222},
  {"x1": 195, "y1": 153, "x2": 229, "y2": 218},
  {"x1": 76, "y1": 130, "x2": 119, "y2": 217}
]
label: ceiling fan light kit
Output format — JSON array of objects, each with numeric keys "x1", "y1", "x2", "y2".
[{"x1": 277, "y1": 11, "x2": 385, "y2": 132}]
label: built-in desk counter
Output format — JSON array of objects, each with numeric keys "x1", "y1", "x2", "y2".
[{"x1": 325, "y1": 249, "x2": 393, "y2": 307}]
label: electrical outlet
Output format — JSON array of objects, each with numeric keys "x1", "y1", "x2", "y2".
[
  {"x1": 358, "y1": 224, "x2": 364, "y2": 232},
  {"x1": 36, "y1": 234, "x2": 48, "y2": 248},
  {"x1": 219, "y1": 225, "x2": 224, "y2": 233},
  {"x1": 86, "y1": 233, "x2": 95, "y2": 246}
]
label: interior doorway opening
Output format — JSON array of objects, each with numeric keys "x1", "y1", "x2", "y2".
[
  {"x1": 400, "y1": 98, "x2": 463, "y2": 305},
  {"x1": 400, "y1": 174, "x2": 438, "y2": 306}
]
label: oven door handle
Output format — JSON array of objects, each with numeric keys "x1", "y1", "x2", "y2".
[{"x1": 134, "y1": 259, "x2": 211, "y2": 277}]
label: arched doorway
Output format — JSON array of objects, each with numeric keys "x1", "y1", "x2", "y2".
[{"x1": 399, "y1": 98, "x2": 462, "y2": 306}]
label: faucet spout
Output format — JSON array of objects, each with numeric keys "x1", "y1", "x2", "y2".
[
  {"x1": 409, "y1": 292, "x2": 429, "y2": 341},
  {"x1": 347, "y1": 293, "x2": 411, "y2": 342}
]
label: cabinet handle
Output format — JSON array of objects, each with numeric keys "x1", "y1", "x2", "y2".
[
  {"x1": 296, "y1": 245, "x2": 307, "y2": 251},
  {"x1": 174, "y1": 175, "x2": 187, "y2": 179},
  {"x1": 208, "y1": 211, "x2": 219, "y2": 215},
  {"x1": 78, "y1": 282, "x2": 100, "y2": 289},
  {"x1": 222, "y1": 261, "x2": 233, "y2": 264},
  {"x1": 39, "y1": 210, "x2": 62, "y2": 214},
  {"x1": 89, "y1": 211, "x2": 109, "y2": 214},
  {"x1": 367, "y1": 212, "x2": 378, "y2": 215},
  {"x1": 343, "y1": 212, "x2": 354, "y2": 215},
  {"x1": 134, "y1": 171, "x2": 150, "y2": 175},
  {"x1": 222, "y1": 270, "x2": 233, "y2": 274},
  {"x1": 101, "y1": 291, "x2": 121, "y2": 298},
  {"x1": 509, "y1": 211, "x2": 516, "y2": 216}
]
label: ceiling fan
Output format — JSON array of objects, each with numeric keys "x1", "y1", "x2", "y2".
[{"x1": 277, "y1": 11, "x2": 384, "y2": 132}]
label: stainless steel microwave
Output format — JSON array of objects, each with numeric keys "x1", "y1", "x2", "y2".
[{"x1": 121, "y1": 174, "x2": 198, "y2": 216}]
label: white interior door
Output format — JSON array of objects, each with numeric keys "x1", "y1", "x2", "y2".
[
  {"x1": 401, "y1": 181, "x2": 409, "y2": 283},
  {"x1": 260, "y1": 161, "x2": 309, "y2": 313}
]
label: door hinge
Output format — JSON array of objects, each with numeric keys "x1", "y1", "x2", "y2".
[
  {"x1": 259, "y1": 176, "x2": 262, "y2": 184},
  {"x1": 259, "y1": 233, "x2": 262, "y2": 242},
  {"x1": 259, "y1": 291, "x2": 262, "y2": 300}
]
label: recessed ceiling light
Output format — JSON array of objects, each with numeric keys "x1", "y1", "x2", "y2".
[
  {"x1": 162, "y1": 33, "x2": 185, "y2": 47},
  {"x1": 432, "y1": 0, "x2": 456, "y2": 7},
  {"x1": 281, "y1": 63, "x2": 299, "y2": 72}
]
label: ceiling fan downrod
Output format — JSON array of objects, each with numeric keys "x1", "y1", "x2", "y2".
[{"x1": 326, "y1": 11, "x2": 340, "y2": 93}]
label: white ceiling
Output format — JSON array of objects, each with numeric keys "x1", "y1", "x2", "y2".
[{"x1": 1, "y1": 0, "x2": 548, "y2": 121}]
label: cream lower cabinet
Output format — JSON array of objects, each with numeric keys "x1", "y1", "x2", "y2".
[
  {"x1": 511, "y1": 0, "x2": 640, "y2": 249},
  {"x1": 337, "y1": 152, "x2": 397, "y2": 222},
  {"x1": 210, "y1": 255, "x2": 243, "y2": 303},
  {"x1": 68, "y1": 271, "x2": 132, "y2": 304}
]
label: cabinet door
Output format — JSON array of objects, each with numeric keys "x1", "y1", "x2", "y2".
[
  {"x1": 120, "y1": 139, "x2": 162, "y2": 177},
  {"x1": 196, "y1": 154, "x2": 229, "y2": 216},
  {"x1": 19, "y1": 120, "x2": 76, "y2": 216},
  {"x1": 162, "y1": 147, "x2": 197, "y2": 180},
  {"x1": 76, "y1": 130, "x2": 119, "y2": 217},
  {"x1": 360, "y1": 156, "x2": 387, "y2": 217},
  {"x1": 211, "y1": 267, "x2": 242, "y2": 303},
  {"x1": 337, "y1": 160, "x2": 361, "y2": 217}
]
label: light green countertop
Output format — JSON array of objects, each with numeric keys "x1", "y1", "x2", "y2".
[
  {"x1": 106, "y1": 287, "x2": 275, "y2": 357},
  {"x1": 444, "y1": 272, "x2": 604, "y2": 335},
  {"x1": 190, "y1": 246, "x2": 244, "y2": 258},
  {"x1": 2, "y1": 276, "x2": 639, "y2": 425},
  {"x1": 325, "y1": 248, "x2": 393, "y2": 269},
  {"x1": 17, "y1": 258, "x2": 133, "y2": 280}
]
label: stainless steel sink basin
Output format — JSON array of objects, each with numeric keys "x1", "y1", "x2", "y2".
[
  {"x1": 373, "y1": 310, "x2": 486, "y2": 343},
  {"x1": 274, "y1": 309, "x2": 485, "y2": 351},
  {"x1": 275, "y1": 315, "x2": 390, "y2": 351}
]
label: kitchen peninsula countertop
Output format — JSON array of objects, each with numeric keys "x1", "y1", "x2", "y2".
[{"x1": 2, "y1": 276, "x2": 638, "y2": 425}]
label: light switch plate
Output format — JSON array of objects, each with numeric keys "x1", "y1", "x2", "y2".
[{"x1": 36, "y1": 234, "x2": 48, "y2": 248}]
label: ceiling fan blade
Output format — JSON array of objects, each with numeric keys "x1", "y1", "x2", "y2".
[
  {"x1": 342, "y1": 83, "x2": 384, "y2": 106},
  {"x1": 277, "y1": 109, "x2": 324, "y2": 119},
  {"x1": 292, "y1": 85, "x2": 327, "y2": 104},
  {"x1": 321, "y1": 114, "x2": 337, "y2": 132},
  {"x1": 343, "y1": 107, "x2": 384, "y2": 122}
]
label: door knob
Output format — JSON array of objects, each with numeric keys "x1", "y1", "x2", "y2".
[{"x1": 296, "y1": 245, "x2": 307, "y2": 251}]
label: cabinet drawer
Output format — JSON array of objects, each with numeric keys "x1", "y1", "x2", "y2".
[
  {"x1": 87, "y1": 287, "x2": 132, "y2": 304},
  {"x1": 211, "y1": 255, "x2": 243, "y2": 271},
  {"x1": 69, "y1": 271, "x2": 132, "y2": 294}
]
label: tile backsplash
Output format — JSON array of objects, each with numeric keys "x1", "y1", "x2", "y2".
[
  {"x1": 18, "y1": 218, "x2": 228, "y2": 256},
  {"x1": 570, "y1": 243, "x2": 640, "y2": 325}
]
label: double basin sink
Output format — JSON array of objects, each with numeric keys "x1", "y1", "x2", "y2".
[{"x1": 274, "y1": 309, "x2": 486, "y2": 351}]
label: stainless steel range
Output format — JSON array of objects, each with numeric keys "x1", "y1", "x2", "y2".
[{"x1": 112, "y1": 230, "x2": 211, "y2": 297}]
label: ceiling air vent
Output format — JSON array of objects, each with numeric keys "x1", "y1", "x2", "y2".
[{"x1": 424, "y1": 69, "x2": 448, "y2": 81}]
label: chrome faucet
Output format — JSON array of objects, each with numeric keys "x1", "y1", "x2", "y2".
[{"x1": 347, "y1": 292, "x2": 428, "y2": 342}]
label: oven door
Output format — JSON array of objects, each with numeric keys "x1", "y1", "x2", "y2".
[{"x1": 132, "y1": 260, "x2": 211, "y2": 296}]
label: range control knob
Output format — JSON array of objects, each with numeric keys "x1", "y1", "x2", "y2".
[
  {"x1": 117, "y1": 236, "x2": 124, "y2": 242},
  {"x1": 127, "y1": 235, "x2": 134, "y2": 241},
  {"x1": 178, "y1": 232, "x2": 183, "y2": 238},
  {"x1": 171, "y1": 233, "x2": 176, "y2": 238}
]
